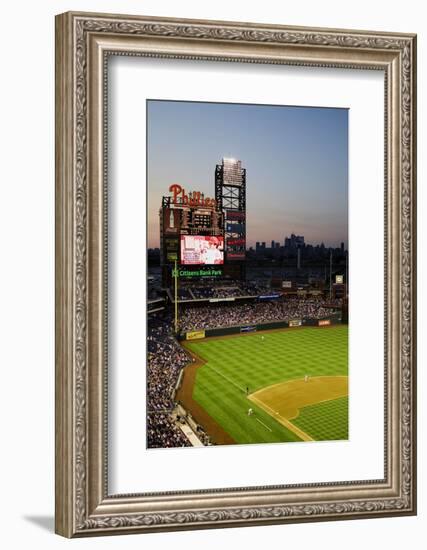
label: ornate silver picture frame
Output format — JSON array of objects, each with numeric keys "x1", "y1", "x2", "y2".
[{"x1": 55, "y1": 11, "x2": 417, "y2": 537}]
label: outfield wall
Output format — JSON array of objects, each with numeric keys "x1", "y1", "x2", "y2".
[{"x1": 180, "y1": 315, "x2": 343, "y2": 340}]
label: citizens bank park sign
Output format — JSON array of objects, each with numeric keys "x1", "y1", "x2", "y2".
[{"x1": 174, "y1": 267, "x2": 223, "y2": 278}]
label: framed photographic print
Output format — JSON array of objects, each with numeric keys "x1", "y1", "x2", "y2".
[
  {"x1": 55, "y1": 12, "x2": 417, "y2": 537},
  {"x1": 147, "y1": 100, "x2": 349, "y2": 449}
]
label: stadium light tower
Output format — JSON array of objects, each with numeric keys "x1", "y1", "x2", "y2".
[{"x1": 215, "y1": 158, "x2": 247, "y2": 280}]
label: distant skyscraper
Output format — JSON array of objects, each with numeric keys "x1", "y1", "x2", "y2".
[{"x1": 285, "y1": 233, "x2": 305, "y2": 248}]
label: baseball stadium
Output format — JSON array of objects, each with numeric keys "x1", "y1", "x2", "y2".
[{"x1": 147, "y1": 157, "x2": 348, "y2": 449}]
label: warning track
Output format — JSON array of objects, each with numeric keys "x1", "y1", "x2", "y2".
[{"x1": 175, "y1": 344, "x2": 235, "y2": 445}]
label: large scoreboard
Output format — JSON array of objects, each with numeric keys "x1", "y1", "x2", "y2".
[
  {"x1": 160, "y1": 158, "x2": 247, "y2": 286},
  {"x1": 159, "y1": 183, "x2": 225, "y2": 285}
]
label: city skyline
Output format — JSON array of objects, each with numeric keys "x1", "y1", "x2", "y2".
[
  {"x1": 147, "y1": 100, "x2": 348, "y2": 249},
  {"x1": 147, "y1": 234, "x2": 347, "y2": 252}
]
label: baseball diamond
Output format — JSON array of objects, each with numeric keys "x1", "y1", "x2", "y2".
[{"x1": 178, "y1": 325, "x2": 348, "y2": 445}]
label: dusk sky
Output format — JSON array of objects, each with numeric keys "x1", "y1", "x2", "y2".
[{"x1": 147, "y1": 100, "x2": 348, "y2": 249}]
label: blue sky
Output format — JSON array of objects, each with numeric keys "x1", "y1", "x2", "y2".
[{"x1": 147, "y1": 100, "x2": 348, "y2": 249}]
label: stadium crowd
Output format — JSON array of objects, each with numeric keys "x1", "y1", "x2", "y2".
[
  {"x1": 146, "y1": 293, "x2": 342, "y2": 447},
  {"x1": 179, "y1": 298, "x2": 338, "y2": 331},
  {"x1": 146, "y1": 319, "x2": 191, "y2": 447},
  {"x1": 184, "y1": 281, "x2": 269, "y2": 300},
  {"x1": 147, "y1": 413, "x2": 191, "y2": 448},
  {"x1": 147, "y1": 318, "x2": 211, "y2": 448}
]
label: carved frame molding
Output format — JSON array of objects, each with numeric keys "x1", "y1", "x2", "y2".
[{"x1": 55, "y1": 12, "x2": 416, "y2": 537}]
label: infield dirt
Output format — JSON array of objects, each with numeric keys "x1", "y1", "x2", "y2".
[{"x1": 248, "y1": 375, "x2": 348, "y2": 441}]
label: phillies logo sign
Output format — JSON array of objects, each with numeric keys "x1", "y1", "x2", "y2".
[{"x1": 169, "y1": 184, "x2": 217, "y2": 209}]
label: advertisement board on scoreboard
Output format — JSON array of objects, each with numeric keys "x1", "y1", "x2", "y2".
[
  {"x1": 226, "y1": 211, "x2": 245, "y2": 221},
  {"x1": 180, "y1": 235, "x2": 224, "y2": 265},
  {"x1": 227, "y1": 238, "x2": 245, "y2": 247},
  {"x1": 163, "y1": 208, "x2": 180, "y2": 234},
  {"x1": 227, "y1": 252, "x2": 246, "y2": 261},
  {"x1": 226, "y1": 223, "x2": 244, "y2": 234}
]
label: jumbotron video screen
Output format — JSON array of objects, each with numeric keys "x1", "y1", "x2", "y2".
[{"x1": 180, "y1": 235, "x2": 224, "y2": 265}]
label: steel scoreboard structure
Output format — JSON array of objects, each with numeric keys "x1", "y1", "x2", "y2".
[
  {"x1": 159, "y1": 158, "x2": 247, "y2": 287},
  {"x1": 215, "y1": 158, "x2": 246, "y2": 280}
]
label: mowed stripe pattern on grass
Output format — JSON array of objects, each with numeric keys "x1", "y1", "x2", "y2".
[
  {"x1": 187, "y1": 325, "x2": 348, "y2": 445},
  {"x1": 293, "y1": 396, "x2": 349, "y2": 441}
]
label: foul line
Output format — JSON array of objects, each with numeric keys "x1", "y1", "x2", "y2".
[
  {"x1": 249, "y1": 394, "x2": 313, "y2": 442},
  {"x1": 205, "y1": 363, "x2": 311, "y2": 439},
  {"x1": 256, "y1": 418, "x2": 273, "y2": 432},
  {"x1": 206, "y1": 363, "x2": 247, "y2": 394}
]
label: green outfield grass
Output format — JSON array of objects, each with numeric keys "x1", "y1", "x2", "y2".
[
  {"x1": 186, "y1": 325, "x2": 348, "y2": 445},
  {"x1": 293, "y1": 396, "x2": 349, "y2": 441}
]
